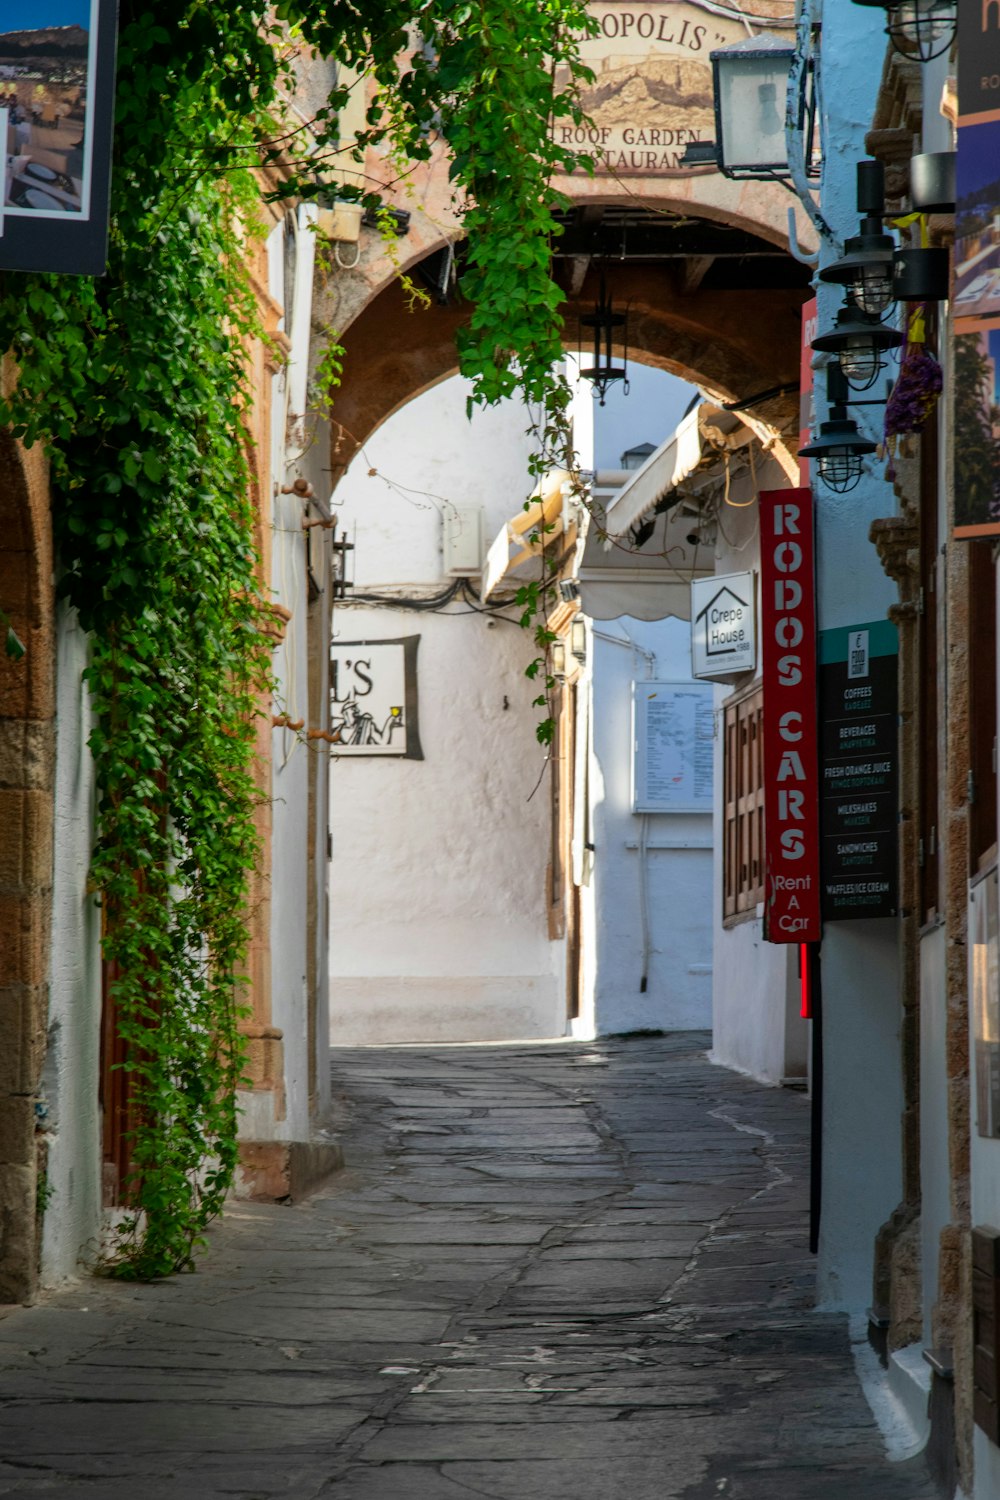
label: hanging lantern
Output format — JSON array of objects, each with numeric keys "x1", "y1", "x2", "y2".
[
  {"x1": 850, "y1": 0, "x2": 956, "y2": 64},
  {"x1": 819, "y1": 217, "x2": 897, "y2": 316},
  {"x1": 580, "y1": 274, "x2": 629, "y2": 406},
  {"x1": 811, "y1": 305, "x2": 903, "y2": 391},
  {"x1": 799, "y1": 363, "x2": 877, "y2": 493},
  {"x1": 709, "y1": 33, "x2": 796, "y2": 179}
]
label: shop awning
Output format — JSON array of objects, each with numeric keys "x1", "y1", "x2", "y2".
[
  {"x1": 482, "y1": 469, "x2": 575, "y2": 600},
  {"x1": 600, "y1": 406, "x2": 705, "y2": 539},
  {"x1": 602, "y1": 403, "x2": 757, "y2": 540}
]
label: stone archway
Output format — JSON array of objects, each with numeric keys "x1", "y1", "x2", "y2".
[
  {"x1": 327, "y1": 218, "x2": 809, "y2": 485},
  {"x1": 0, "y1": 418, "x2": 55, "y2": 1304}
]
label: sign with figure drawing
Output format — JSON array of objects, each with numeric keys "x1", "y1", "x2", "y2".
[{"x1": 330, "y1": 636, "x2": 423, "y2": 759}]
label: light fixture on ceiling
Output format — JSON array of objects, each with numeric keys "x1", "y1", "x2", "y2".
[{"x1": 579, "y1": 273, "x2": 629, "y2": 407}]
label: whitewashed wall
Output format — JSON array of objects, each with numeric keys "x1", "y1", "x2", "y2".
[
  {"x1": 328, "y1": 375, "x2": 563, "y2": 1044},
  {"x1": 706, "y1": 477, "x2": 807, "y2": 1085},
  {"x1": 40, "y1": 603, "x2": 102, "y2": 1285},
  {"x1": 575, "y1": 614, "x2": 713, "y2": 1038},
  {"x1": 239, "y1": 210, "x2": 328, "y2": 1141}
]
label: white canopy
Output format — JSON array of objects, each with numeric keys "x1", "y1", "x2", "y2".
[{"x1": 600, "y1": 405, "x2": 705, "y2": 539}]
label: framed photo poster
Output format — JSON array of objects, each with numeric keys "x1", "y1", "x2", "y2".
[
  {"x1": 0, "y1": 0, "x2": 118, "y2": 275},
  {"x1": 954, "y1": 2, "x2": 1000, "y2": 536}
]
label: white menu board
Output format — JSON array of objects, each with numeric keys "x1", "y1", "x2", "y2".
[{"x1": 632, "y1": 681, "x2": 714, "y2": 813}]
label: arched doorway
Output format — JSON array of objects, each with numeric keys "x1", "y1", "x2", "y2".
[
  {"x1": 325, "y1": 204, "x2": 810, "y2": 488},
  {"x1": 319, "y1": 114, "x2": 813, "y2": 1042},
  {"x1": 0, "y1": 429, "x2": 55, "y2": 1303}
]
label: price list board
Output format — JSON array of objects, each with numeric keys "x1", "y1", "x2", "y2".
[
  {"x1": 818, "y1": 623, "x2": 898, "y2": 922},
  {"x1": 632, "y1": 682, "x2": 714, "y2": 814}
]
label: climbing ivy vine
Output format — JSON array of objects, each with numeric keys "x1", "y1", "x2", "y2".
[{"x1": 0, "y1": 0, "x2": 593, "y2": 1277}]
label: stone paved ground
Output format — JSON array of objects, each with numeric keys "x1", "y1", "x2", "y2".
[{"x1": 0, "y1": 1034, "x2": 937, "y2": 1499}]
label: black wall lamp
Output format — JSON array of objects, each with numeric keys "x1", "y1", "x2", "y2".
[
  {"x1": 850, "y1": 0, "x2": 956, "y2": 64},
  {"x1": 910, "y1": 151, "x2": 955, "y2": 214},
  {"x1": 893, "y1": 244, "x2": 950, "y2": 301},
  {"x1": 681, "y1": 30, "x2": 818, "y2": 183},
  {"x1": 819, "y1": 160, "x2": 896, "y2": 316},
  {"x1": 799, "y1": 363, "x2": 878, "y2": 493},
  {"x1": 820, "y1": 219, "x2": 897, "y2": 315},
  {"x1": 811, "y1": 306, "x2": 902, "y2": 391},
  {"x1": 580, "y1": 273, "x2": 629, "y2": 407}
]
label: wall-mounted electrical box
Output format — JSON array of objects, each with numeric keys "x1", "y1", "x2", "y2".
[{"x1": 442, "y1": 506, "x2": 484, "y2": 576}]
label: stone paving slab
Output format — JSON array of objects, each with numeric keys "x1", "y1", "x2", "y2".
[{"x1": 0, "y1": 1033, "x2": 937, "y2": 1498}]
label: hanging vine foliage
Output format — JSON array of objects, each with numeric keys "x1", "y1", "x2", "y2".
[{"x1": 0, "y1": 0, "x2": 593, "y2": 1275}]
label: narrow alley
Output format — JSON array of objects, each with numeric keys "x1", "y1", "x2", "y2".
[{"x1": 0, "y1": 1036, "x2": 935, "y2": 1499}]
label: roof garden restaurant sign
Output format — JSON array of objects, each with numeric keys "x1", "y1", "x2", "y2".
[
  {"x1": 0, "y1": 0, "x2": 118, "y2": 275},
  {"x1": 690, "y1": 571, "x2": 756, "y2": 681},
  {"x1": 555, "y1": 1, "x2": 759, "y2": 177}
]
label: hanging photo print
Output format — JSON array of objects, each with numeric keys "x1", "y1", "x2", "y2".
[
  {"x1": 953, "y1": 2, "x2": 1000, "y2": 535},
  {"x1": 0, "y1": 0, "x2": 118, "y2": 274}
]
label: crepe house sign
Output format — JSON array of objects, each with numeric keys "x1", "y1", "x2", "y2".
[
  {"x1": 554, "y1": 0, "x2": 776, "y2": 177},
  {"x1": 691, "y1": 572, "x2": 756, "y2": 680},
  {"x1": 329, "y1": 637, "x2": 423, "y2": 759}
]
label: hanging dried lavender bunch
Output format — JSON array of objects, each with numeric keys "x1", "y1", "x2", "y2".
[{"x1": 883, "y1": 303, "x2": 942, "y2": 478}]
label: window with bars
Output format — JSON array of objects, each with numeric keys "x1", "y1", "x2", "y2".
[{"x1": 723, "y1": 685, "x2": 765, "y2": 919}]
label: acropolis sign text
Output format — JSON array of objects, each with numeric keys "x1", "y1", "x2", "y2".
[{"x1": 556, "y1": 0, "x2": 788, "y2": 177}]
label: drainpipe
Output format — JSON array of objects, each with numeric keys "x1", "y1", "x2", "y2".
[{"x1": 784, "y1": 0, "x2": 837, "y2": 254}]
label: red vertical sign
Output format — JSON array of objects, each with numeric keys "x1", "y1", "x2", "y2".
[{"x1": 760, "y1": 488, "x2": 822, "y2": 944}]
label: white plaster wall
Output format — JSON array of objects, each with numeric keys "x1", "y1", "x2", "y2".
[
  {"x1": 816, "y1": 918, "x2": 904, "y2": 1311},
  {"x1": 241, "y1": 228, "x2": 311, "y2": 1141},
  {"x1": 919, "y1": 923, "x2": 949, "y2": 1347},
  {"x1": 40, "y1": 603, "x2": 102, "y2": 1285},
  {"x1": 581, "y1": 616, "x2": 713, "y2": 1036},
  {"x1": 710, "y1": 899, "x2": 800, "y2": 1084},
  {"x1": 242, "y1": 211, "x2": 328, "y2": 1141},
  {"x1": 328, "y1": 376, "x2": 562, "y2": 1044},
  {"x1": 264, "y1": 478, "x2": 313, "y2": 1139}
]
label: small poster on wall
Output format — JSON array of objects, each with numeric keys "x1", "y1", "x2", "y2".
[
  {"x1": 954, "y1": 0, "x2": 1000, "y2": 536},
  {"x1": 329, "y1": 636, "x2": 422, "y2": 759},
  {"x1": 954, "y1": 318, "x2": 1000, "y2": 537},
  {"x1": 972, "y1": 866, "x2": 1000, "y2": 1139},
  {"x1": 632, "y1": 681, "x2": 714, "y2": 813},
  {"x1": 0, "y1": 0, "x2": 118, "y2": 275}
]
